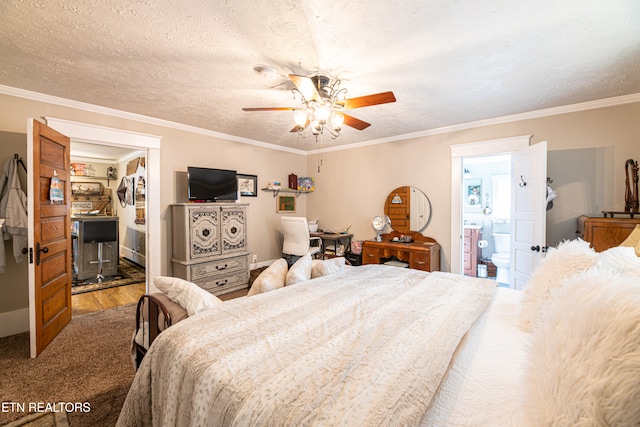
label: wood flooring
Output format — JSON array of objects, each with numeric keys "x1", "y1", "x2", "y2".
[
  {"x1": 71, "y1": 282, "x2": 249, "y2": 316},
  {"x1": 72, "y1": 282, "x2": 146, "y2": 316}
]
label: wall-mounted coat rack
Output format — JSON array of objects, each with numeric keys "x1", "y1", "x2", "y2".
[{"x1": 14, "y1": 154, "x2": 27, "y2": 173}]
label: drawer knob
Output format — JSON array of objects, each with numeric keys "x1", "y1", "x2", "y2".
[
  {"x1": 216, "y1": 264, "x2": 228, "y2": 270},
  {"x1": 216, "y1": 279, "x2": 228, "y2": 286}
]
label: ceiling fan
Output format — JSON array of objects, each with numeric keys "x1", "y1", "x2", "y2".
[{"x1": 242, "y1": 74, "x2": 396, "y2": 139}]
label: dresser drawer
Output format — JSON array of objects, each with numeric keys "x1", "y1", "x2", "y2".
[
  {"x1": 190, "y1": 255, "x2": 249, "y2": 281},
  {"x1": 362, "y1": 247, "x2": 381, "y2": 264},
  {"x1": 410, "y1": 252, "x2": 431, "y2": 271},
  {"x1": 196, "y1": 269, "x2": 249, "y2": 295}
]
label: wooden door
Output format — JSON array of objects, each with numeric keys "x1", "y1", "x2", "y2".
[
  {"x1": 510, "y1": 141, "x2": 547, "y2": 290},
  {"x1": 27, "y1": 119, "x2": 72, "y2": 358}
]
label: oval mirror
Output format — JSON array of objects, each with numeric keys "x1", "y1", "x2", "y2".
[{"x1": 384, "y1": 186, "x2": 432, "y2": 234}]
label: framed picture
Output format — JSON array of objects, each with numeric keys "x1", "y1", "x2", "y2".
[
  {"x1": 238, "y1": 174, "x2": 258, "y2": 197},
  {"x1": 464, "y1": 178, "x2": 482, "y2": 210},
  {"x1": 71, "y1": 181, "x2": 101, "y2": 196},
  {"x1": 276, "y1": 195, "x2": 296, "y2": 213}
]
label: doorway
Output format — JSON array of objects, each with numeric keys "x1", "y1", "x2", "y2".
[
  {"x1": 461, "y1": 154, "x2": 511, "y2": 285},
  {"x1": 449, "y1": 135, "x2": 532, "y2": 279},
  {"x1": 42, "y1": 118, "x2": 162, "y2": 313},
  {"x1": 68, "y1": 141, "x2": 147, "y2": 315}
]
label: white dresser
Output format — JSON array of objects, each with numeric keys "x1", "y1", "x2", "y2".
[{"x1": 171, "y1": 203, "x2": 249, "y2": 296}]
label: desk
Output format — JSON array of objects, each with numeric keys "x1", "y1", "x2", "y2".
[
  {"x1": 310, "y1": 232, "x2": 353, "y2": 257},
  {"x1": 362, "y1": 232, "x2": 440, "y2": 272}
]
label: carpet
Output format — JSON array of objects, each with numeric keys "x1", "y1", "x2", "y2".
[
  {"x1": 0, "y1": 304, "x2": 137, "y2": 427},
  {"x1": 2, "y1": 411, "x2": 69, "y2": 426},
  {"x1": 72, "y1": 258, "x2": 145, "y2": 295}
]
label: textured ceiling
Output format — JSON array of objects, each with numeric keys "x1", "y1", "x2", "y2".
[{"x1": 1, "y1": 0, "x2": 639, "y2": 151}]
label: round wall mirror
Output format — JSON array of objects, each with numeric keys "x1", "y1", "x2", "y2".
[{"x1": 384, "y1": 186, "x2": 432, "y2": 234}]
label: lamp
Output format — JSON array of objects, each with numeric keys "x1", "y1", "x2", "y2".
[{"x1": 291, "y1": 76, "x2": 348, "y2": 140}]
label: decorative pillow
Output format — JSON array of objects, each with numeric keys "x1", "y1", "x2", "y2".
[
  {"x1": 596, "y1": 246, "x2": 640, "y2": 278},
  {"x1": 519, "y1": 239, "x2": 598, "y2": 332},
  {"x1": 154, "y1": 276, "x2": 223, "y2": 316},
  {"x1": 524, "y1": 270, "x2": 640, "y2": 426},
  {"x1": 311, "y1": 257, "x2": 346, "y2": 279},
  {"x1": 285, "y1": 253, "x2": 312, "y2": 286},
  {"x1": 247, "y1": 258, "x2": 288, "y2": 296},
  {"x1": 619, "y1": 224, "x2": 640, "y2": 256}
]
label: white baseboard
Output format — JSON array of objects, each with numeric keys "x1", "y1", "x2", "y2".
[
  {"x1": 254, "y1": 259, "x2": 278, "y2": 269},
  {"x1": 0, "y1": 307, "x2": 29, "y2": 338}
]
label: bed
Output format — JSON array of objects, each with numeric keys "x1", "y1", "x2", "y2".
[{"x1": 119, "y1": 240, "x2": 640, "y2": 426}]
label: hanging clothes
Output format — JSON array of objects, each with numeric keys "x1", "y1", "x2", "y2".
[
  {"x1": 546, "y1": 185, "x2": 557, "y2": 211},
  {"x1": 0, "y1": 156, "x2": 28, "y2": 273}
]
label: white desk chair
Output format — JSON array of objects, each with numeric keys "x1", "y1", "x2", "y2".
[{"x1": 281, "y1": 217, "x2": 322, "y2": 263}]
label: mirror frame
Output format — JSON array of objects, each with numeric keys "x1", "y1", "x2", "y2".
[{"x1": 384, "y1": 186, "x2": 432, "y2": 234}]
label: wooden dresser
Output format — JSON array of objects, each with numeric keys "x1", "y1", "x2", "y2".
[
  {"x1": 577, "y1": 215, "x2": 640, "y2": 252},
  {"x1": 171, "y1": 203, "x2": 249, "y2": 296},
  {"x1": 362, "y1": 231, "x2": 440, "y2": 272}
]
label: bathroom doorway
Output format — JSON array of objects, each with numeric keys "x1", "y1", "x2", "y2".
[
  {"x1": 461, "y1": 154, "x2": 511, "y2": 286},
  {"x1": 450, "y1": 136, "x2": 548, "y2": 289}
]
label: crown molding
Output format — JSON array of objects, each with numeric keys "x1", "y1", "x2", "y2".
[
  {"x1": 0, "y1": 85, "x2": 306, "y2": 155},
  {"x1": 311, "y1": 92, "x2": 640, "y2": 154},
  {"x1": 2, "y1": 84, "x2": 638, "y2": 157}
]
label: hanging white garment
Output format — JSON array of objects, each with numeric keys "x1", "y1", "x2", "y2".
[
  {"x1": 0, "y1": 157, "x2": 28, "y2": 273},
  {"x1": 546, "y1": 185, "x2": 557, "y2": 211}
]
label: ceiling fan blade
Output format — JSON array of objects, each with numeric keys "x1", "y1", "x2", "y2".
[
  {"x1": 343, "y1": 91, "x2": 396, "y2": 109},
  {"x1": 290, "y1": 119, "x2": 309, "y2": 133},
  {"x1": 289, "y1": 74, "x2": 320, "y2": 101},
  {"x1": 342, "y1": 114, "x2": 371, "y2": 130},
  {"x1": 242, "y1": 107, "x2": 295, "y2": 111}
]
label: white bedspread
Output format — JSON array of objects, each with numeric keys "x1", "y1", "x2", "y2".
[
  {"x1": 420, "y1": 288, "x2": 528, "y2": 426},
  {"x1": 117, "y1": 265, "x2": 496, "y2": 427}
]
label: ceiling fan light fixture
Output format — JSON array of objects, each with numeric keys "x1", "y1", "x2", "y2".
[
  {"x1": 243, "y1": 73, "x2": 395, "y2": 142},
  {"x1": 315, "y1": 104, "x2": 330, "y2": 124},
  {"x1": 331, "y1": 112, "x2": 344, "y2": 130},
  {"x1": 293, "y1": 109, "x2": 308, "y2": 128}
]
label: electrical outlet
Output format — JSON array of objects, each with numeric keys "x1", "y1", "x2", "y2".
[{"x1": 252, "y1": 254, "x2": 258, "y2": 263}]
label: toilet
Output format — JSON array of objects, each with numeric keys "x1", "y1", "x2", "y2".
[{"x1": 491, "y1": 222, "x2": 510, "y2": 286}]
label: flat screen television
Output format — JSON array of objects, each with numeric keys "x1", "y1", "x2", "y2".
[{"x1": 187, "y1": 167, "x2": 238, "y2": 202}]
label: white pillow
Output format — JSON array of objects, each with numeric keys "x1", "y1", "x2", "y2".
[
  {"x1": 285, "y1": 253, "x2": 312, "y2": 286},
  {"x1": 247, "y1": 258, "x2": 288, "y2": 296},
  {"x1": 519, "y1": 239, "x2": 598, "y2": 332},
  {"x1": 311, "y1": 257, "x2": 346, "y2": 279},
  {"x1": 596, "y1": 246, "x2": 640, "y2": 278},
  {"x1": 524, "y1": 270, "x2": 640, "y2": 426},
  {"x1": 154, "y1": 276, "x2": 223, "y2": 316}
]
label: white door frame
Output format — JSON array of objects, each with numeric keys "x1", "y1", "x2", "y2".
[
  {"x1": 450, "y1": 135, "x2": 532, "y2": 275},
  {"x1": 45, "y1": 117, "x2": 161, "y2": 288}
]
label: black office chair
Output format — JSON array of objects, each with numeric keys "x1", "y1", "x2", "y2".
[{"x1": 82, "y1": 220, "x2": 118, "y2": 283}]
